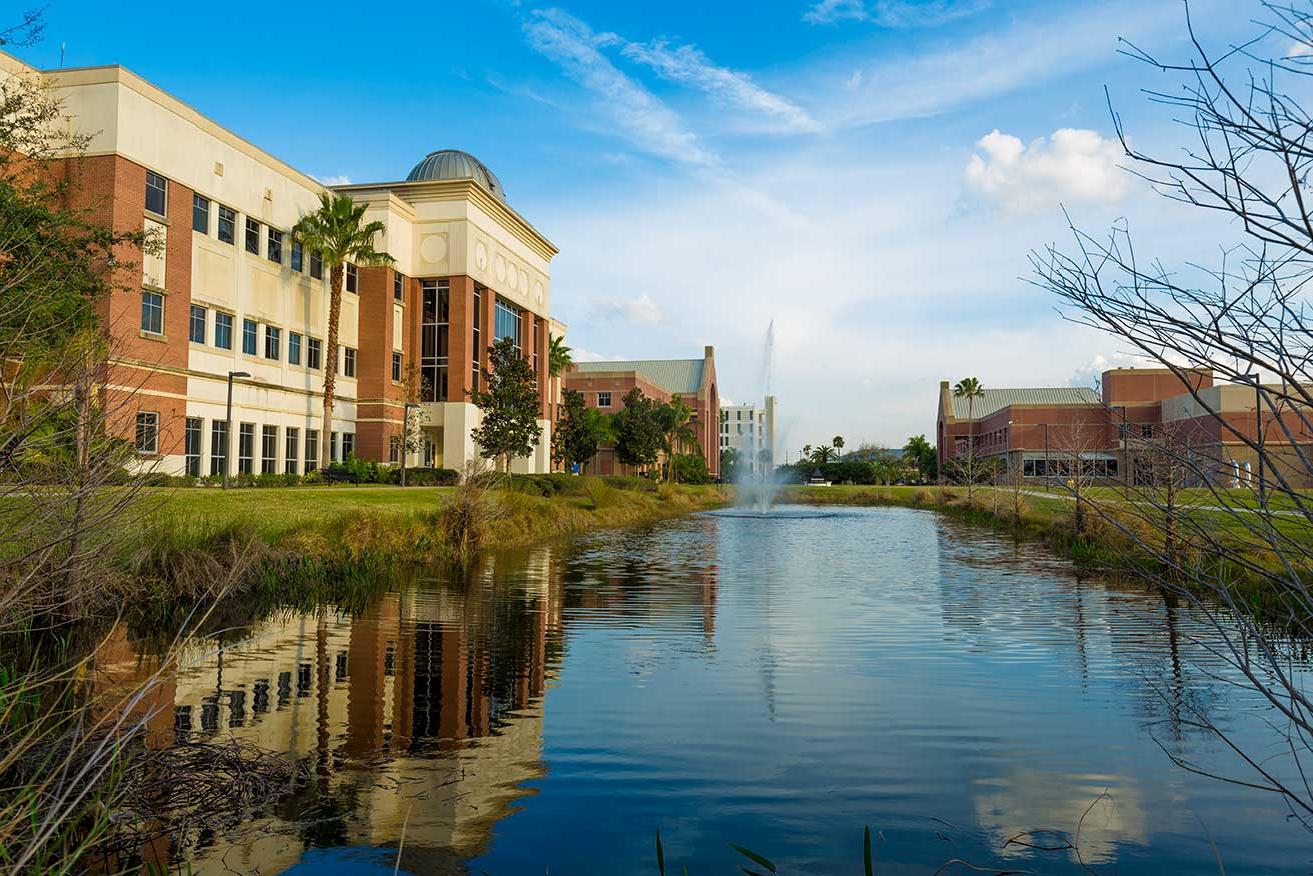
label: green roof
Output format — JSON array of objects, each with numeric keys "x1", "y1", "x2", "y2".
[
  {"x1": 573, "y1": 359, "x2": 706, "y2": 396},
  {"x1": 950, "y1": 387, "x2": 1102, "y2": 419}
]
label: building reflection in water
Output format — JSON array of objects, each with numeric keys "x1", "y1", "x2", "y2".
[{"x1": 93, "y1": 533, "x2": 719, "y2": 874}]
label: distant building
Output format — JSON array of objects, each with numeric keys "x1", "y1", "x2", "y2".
[
  {"x1": 720, "y1": 396, "x2": 777, "y2": 474},
  {"x1": 935, "y1": 367, "x2": 1313, "y2": 486},
  {"x1": 564, "y1": 347, "x2": 720, "y2": 478}
]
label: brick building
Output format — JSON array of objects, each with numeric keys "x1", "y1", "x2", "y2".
[
  {"x1": 1, "y1": 50, "x2": 563, "y2": 475},
  {"x1": 936, "y1": 367, "x2": 1313, "y2": 486},
  {"x1": 563, "y1": 347, "x2": 720, "y2": 478}
]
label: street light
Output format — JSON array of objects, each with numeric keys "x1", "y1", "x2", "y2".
[
  {"x1": 399, "y1": 401, "x2": 420, "y2": 487},
  {"x1": 223, "y1": 371, "x2": 251, "y2": 489}
]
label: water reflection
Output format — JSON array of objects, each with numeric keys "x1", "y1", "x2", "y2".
[{"x1": 93, "y1": 507, "x2": 1311, "y2": 874}]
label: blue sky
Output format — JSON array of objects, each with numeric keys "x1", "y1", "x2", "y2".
[{"x1": 18, "y1": 0, "x2": 1270, "y2": 450}]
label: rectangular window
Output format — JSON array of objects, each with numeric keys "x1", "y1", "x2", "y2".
[
  {"x1": 310, "y1": 249, "x2": 323, "y2": 280},
  {"x1": 472, "y1": 286, "x2": 482, "y2": 393},
  {"x1": 242, "y1": 319, "x2": 258, "y2": 355},
  {"x1": 394, "y1": 271, "x2": 404, "y2": 301},
  {"x1": 494, "y1": 298, "x2": 522, "y2": 352},
  {"x1": 330, "y1": 431, "x2": 339, "y2": 462},
  {"x1": 343, "y1": 347, "x2": 356, "y2": 378},
  {"x1": 238, "y1": 424, "x2": 255, "y2": 474},
  {"x1": 597, "y1": 392, "x2": 611, "y2": 408},
  {"x1": 141, "y1": 290, "x2": 163, "y2": 335},
  {"x1": 185, "y1": 417, "x2": 202, "y2": 477},
  {"x1": 215, "y1": 312, "x2": 233, "y2": 349},
  {"x1": 210, "y1": 421, "x2": 228, "y2": 477},
  {"x1": 291, "y1": 240, "x2": 303, "y2": 273},
  {"x1": 189, "y1": 304, "x2": 206, "y2": 344},
  {"x1": 288, "y1": 332, "x2": 302, "y2": 366},
  {"x1": 389, "y1": 436, "x2": 400, "y2": 463},
  {"x1": 192, "y1": 194, "x2": 209, "y2": 233},
  {"x1": 244, "y1": 217, "x2": 261, "y2": 255},
  {"x1": 261, "y1": 425, "x2": 277, "y2": 474},
  {"x1": 392, "y1": 351, "x2": 402, "y2": 382},
  {"x1": 345, "y1": 263, "x2": 358, "y2": 293},
  {"x1": 145, "y1": 170, "x2": 167, "y2": 216},
  {"x1": 267, "y1": 228, "x2": 283, "y2": 265},
  {"x1": 217, "y1": 205, "x2": 236, "y2": 244},
  {"x1": 420, "y1": 279, "x2": 450, "y2": 402},
  {"x1": 307, "y1": 337, "x2": 322, "y2": 370},
  {"x1": 285, "y1": 427, "x2": 299, "y2": 475},
  {"x1": 305, "y1": 429, "x2": 319, "y2": 471},
  {"x1": 264, "y1": 325, "x2": 281, "y2": 360},
  {"x1": 342, "y1": 432, "x2": 355, "y2": 460},
  {"x1": 135, "y1": 411, "x2": 159, "y2": 454}
]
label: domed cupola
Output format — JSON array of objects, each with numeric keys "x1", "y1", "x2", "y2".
[{"x1": 405, "y1": 149, "x2": 507, "y2": 203}]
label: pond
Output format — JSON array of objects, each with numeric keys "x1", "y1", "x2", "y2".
[{"x1": 103, "y1": 505, "x2": 1311, "y2": 873}]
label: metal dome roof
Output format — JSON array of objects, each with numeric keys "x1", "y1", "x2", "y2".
[{"x1": 405, "y1": 150, "x2": 507, "y2": 202}]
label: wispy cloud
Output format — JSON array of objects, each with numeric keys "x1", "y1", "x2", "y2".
[
  {"x1": 804, "y1": 0, "x2": 990, "y2": 27},
  {"x1": 315, "y1": 174, "x2": 352, "y2": 186},
  {"x1": 620, "y1": 39, "x2": 822, "y2": 134},
  {"x1": 964, "y1": 128, "x2": 1129, "y2": 214},
  {"x1": 592, "y1": 292, "x2": 664, "y2": 325},
  {"x1": 523, "y1": 9, "x2": 715, "y2": 165}
]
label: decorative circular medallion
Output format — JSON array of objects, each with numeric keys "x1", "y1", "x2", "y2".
[
  {"x1": 474, "y1": 241, "x2": 488, "y2": 272},
  {"x1": 420, "y1": 234, "x2": 447, "y2": 263},
  {"x1": 494, "y1": 254, "x2": 507, "y2": 283}
]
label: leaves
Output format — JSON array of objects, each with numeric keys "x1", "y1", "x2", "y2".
[{"x1": 470, "y1": 336, "x2": 543, "y2": 468}]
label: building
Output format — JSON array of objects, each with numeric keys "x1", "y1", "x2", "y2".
[
  {"x1": 720, "y1": 396, "x2": 776, "y2": 474},
  {"x1": 563, "y1": 347, "x2": 720, "y2": 478},
  {"x1": 935, "y1": 367, "x2": 1313, "y2": 486},
  {"x1": 0, "y1": 51, "x2": 561, "y2": 476}
]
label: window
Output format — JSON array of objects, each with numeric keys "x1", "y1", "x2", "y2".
[
  {"x1": 264, "y1": 325, "x2": 281, "y2": 360},
  {"x1": 261, "y1": 425, "x2": 277, "y2": 474},
  {"x1": 532, "y1": 318, "x2": 539, "y2": 379},
  {"x1": 238, "y1": 424, "x2": 255, "y2": 474},
  {"x1": 242, "y1": 319, "x2": 258, "y2": 355},
  {"x1": 285, "y1": 427, "x2": 299, "y2": 475},
  {"x1": 217, "y1": 205, "x2": 236, "y2": 244},
  {"x1": 1118, "y1": 422, "x2": 1130, "y2": 440},
  {"x1": 135, "y1": 412, "x2": 159, "y2": 454},
  {"x1": 394, "y1": 271, "x2": 404, "y2": 301},
  {"x1": 189, "y1": 304, "x2": 206, "y2": 344},
  {"x1": 192, "y1": 195, "x2": 209, "y2": 233},
  {"x1": 342, "y1": 432, "x2": 355, "y2": 460},
  {"x1": 345, "y1": 263, "x2": 358, "y2": 293},
  {"x1": 140, "y1": 290, "x2": 163, "y2": 335},
  {"x1": 145, "y1": 170, "x2": 167, "y2": 216},
  {"x1": 185, "y1": 417, "x2": 202, "y2": 477},
  {"x1": 288, "y1": 332, "x2": 302, "y2": 366},
  {"x1": 494, "y1": 298, "x2": 521, "y2": 352},
  {"x1": 215, "y1": 312, "x2": 233, "y2": 349},
  {"x1": 307, "y1": 337, "x2": 322, "y2": 370},
  {"x1": 330, "y1": 431, "x2": 339, "y2": 462},
  {"x1": 305, "y1": 429, "x2": 319, "y2": 471},
  {"x1": 420, "y1": 279, "x2": 450, "y2": 402},
  {"x1": 245, "y1": 217, "x2": 261, "y2": 255},
  {"x1": 598, "y1": 392, "x2": 611, "y2": 408},
  {"x1": 392, "y1": 351, "x2": 402, "y2": 382},
  {"x1": 210, "y1": 421, "x2": 228, "y2": 477},
  {"x1": 310, "y1": 249, "x2": 323, "y2": 280},
  {"x1": 267, "y1": 228, "x2": 283, "y2": 265},
  {"x1": 343, "y1": 347, "x2": 356, "y2": 378},
  {"x1": 1141, "y1": 424, "x2": 1155, "y2": 438},
  {"x1": 472, "y1": 286, "x2": 482, "y2": 392},
  {"x1": 390, "y1": 436, "x2": 400, "y2": 463},
  {"x1": 291, "y1": 240, "x2": 303, "y2": 273}
]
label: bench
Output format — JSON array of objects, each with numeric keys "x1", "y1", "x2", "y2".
[{"x1": 319, "y1": 467, "x2": 358, "y2": 484}]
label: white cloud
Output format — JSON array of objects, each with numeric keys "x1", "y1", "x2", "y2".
[
  {"x1": 620, "y1": 39, "x2": 822, "y2": 134},
  {"x1": 570, "y1": 347, "x2": 614, "y2": 362},
  {"x1": 1069, "y1": 353, "x2": 1159, "y2": 389},
  {"x1": 592, "y1": 293, "x2": 664, "y2": 325},
  {"x1": 316, "y1": 174, "x2": 352, "y2": 186},
  {"x1": 523, "y1": 9, "x2": 715, "y2": 166},
  {"x1": 964, "y1": 128, "x2": 1129, "y2": 214},
  {"x1": 805, "y1": 0, "x2": 990, "y2": 27}
]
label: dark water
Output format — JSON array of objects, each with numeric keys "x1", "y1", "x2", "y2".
[{"x1": 107, "y1": 506, "x2": 1313, "y2": 873}]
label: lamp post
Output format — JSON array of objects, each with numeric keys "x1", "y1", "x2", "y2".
[
  {"x1": 399, "y1": 401, "x2": 420, "y2": 487},
  {"x1": 1239, "y1": 373, "x2": 1266, "y2": 506},
  {"x1": 223, "y1": 371, "x2": 250, "y2": 489}
]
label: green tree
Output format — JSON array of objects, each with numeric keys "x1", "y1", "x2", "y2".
[
  {"x1": 656, "y1": 395, "x2": 698, "y2": 482},
  {"x1": 469, "y1": 336, "x2": 543, "y2": 471},
  {"x1": 952, "y1": 377, "x2": 985, "y2": 496},
  {"x1": 721, "y1": 447, "x2": 743, "y2": 482},
  {"x1": 809, "y1": 445, "x2": 835, "y2": 465},
  {"x1": 548, "y1": 334, "x2": 573, "y2": 377},
  {"x1": 672, "y1": 453, "x2": 711, "y2": 484},
  {"x1": 904, "y1": 434, "x2": 937, "y2": 483},
  {"x1": 833, "y1": 435, "x2": 845, "y2": 458},
  {"x1": 613, "y1": 387, "x2": 662, "y2": 472},
  {"x1": 552, "y1": 387, "x2": 607, "y2": 472},
  {"x1": 292, "y1": 192, "x2": 393, "y2": 465}
]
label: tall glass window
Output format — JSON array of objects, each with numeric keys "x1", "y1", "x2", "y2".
[
  {"x1": 494, "y1": 298, "x2": 521, "y2": 353},
  {"x1": 210, "y1": 421, "x2": 228, "y2": 477},
  {"x1": 472, "y1": 286, "x2": 482, "y2": 392},
  {"x1": 185, "y1": 417, "x2": 202, "y2": 477},
  {"x1": 217, "y1": 205, "x2": 235, "y2": 244},
  {"x1": 140, "y1": 290, "x2": 163, "y2": 335},
  {"x1": 192, "y1": 195, "x2": 209, "y2": 233},
  {"x1": 242, "y1": 319, "x2": 258, "y2": 355},
  {"x1": 305, "y1": 429, "x2": 319, "y2": 471},
  {"x1": 420, "y1": 279, "x2": 449, "y2": 402},
  {"x1": 189, "y1": 305, "x2": 206, "y2": 344},
  {"x1": 284, "y1": 427, "x2": 299, "y2": 475},
  {"x1": 145, "y1": 170, "x2": 167, "y2": 216},
  {"x1": 215, "y1": 312, "x2": 233, "y2": 349},
  {"x1": 238, "y1": 424, "x2": 255, "y2": 474},
  {"x1": 288, "y1": 332, "x2": 302, "y2": 366},
  {"x1": 264, "y1": 326, "x2": 280, "y2": 360},
  {"x1": 261, "y1": 425, "x2": 277, "y2": 473}
]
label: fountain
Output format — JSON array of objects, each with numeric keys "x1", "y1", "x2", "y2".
[{"x1": 734, "y1": 321, "x2": 781, "y2": 515}]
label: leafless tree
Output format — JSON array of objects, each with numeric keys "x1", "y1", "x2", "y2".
[{"x1": 1032, "y1": 0, "x2": 1313, "y2": 831}]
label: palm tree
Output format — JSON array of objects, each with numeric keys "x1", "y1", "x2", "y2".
[
  {"x1": 904, "y1": 434, "x2": 935, "y2": 483},
  {"x1": 952, "y1": 377, "x2": 985, "y2": 494},
  {"x1": 658, "y1": 396, "x2": 698, "y2": 482},
  {"x1": 810, "y1": 445, "x2": 835, "y2": 465},
  {"x1": 548, "y1": 334, "x2": 573, "y2": 378},
  {"x1": 833, "y1": 435, "x2": 845, "y2": 458},
  {"x1": 292, "y1": 193, "x2": 393, "y2": 467}
]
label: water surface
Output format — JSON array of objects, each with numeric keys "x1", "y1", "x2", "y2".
[{"x1": 106, "y1": 506, "x2": 1312, "y2": 873}]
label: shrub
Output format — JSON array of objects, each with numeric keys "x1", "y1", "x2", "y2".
[
  {"x1": 402, "y1": 467, "x2": 459, "y2": 487},
  {"x1": 601, "y1": 475, "x2": 658, "y2": 493},
  {"x1": 255, "y1": 472, "x2": 285, "y2": 488},
  {"x1": 672, "y1": 453, "x2": 711, "y2": 485},
  {"x1": 301, "y1": 470, "x2": 323, "y2": 485}
]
